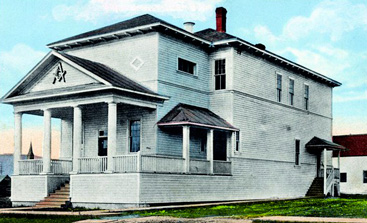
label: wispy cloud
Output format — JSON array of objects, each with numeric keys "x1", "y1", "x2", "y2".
[
  {"x1": 52, "y1": 0, "x2": 223, "y2": 22},
  {"x1": 0, "y1": 44, "x2": 46, "y2": 96},
  {"x1": 282, "y1": 0, "x2": 367, "y2": 42}
]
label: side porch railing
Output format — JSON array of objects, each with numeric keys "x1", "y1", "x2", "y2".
[
  {"x1": 77, "y1": 153, "x2": 232, "y2": 175},
  {"x1": 19, "y1": 159, "x2": 72, "y2": 175},
  {"x1": 320, "y1": 165, "x2": 340, "y2": 196}
]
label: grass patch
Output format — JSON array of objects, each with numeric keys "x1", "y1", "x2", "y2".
[
  {"x1": 122, "y1": 197, "x2": 367, "y2": 219},
  {"x1": 0, "y1": 214, "x2": 95, "y2": 223}
]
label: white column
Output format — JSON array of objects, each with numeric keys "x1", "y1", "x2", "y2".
[
  {"x1": 71, "y1": 106, "x2": 82, "y2": 174},
  {"x1": 338, "y1": 150, "x2": 341, "y2": 170},
  {"x1": 13, "y1": 112, "x2": 22, "y2": 175},
  {"x1": 323, "y1": 148, "x2": 327, "y2": 196},
  {"x1": 106, "y1": 102, "x2": 117, "y2": 173},
  {"x1": 182, "y1": 126, "x2": 190, "y2": 173},
  {"x1": 207, "y1": 129, "x2": 214, "y2": 175},
  {"x1": 41, "y1": 109, "x2": 52, "y2": 174}
]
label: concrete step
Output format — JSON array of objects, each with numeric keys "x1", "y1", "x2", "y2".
[
  {"x1": 41, "y1": 198, "x2": 69, "y2": 202},
  {"x1": 34, "y1": 180, "x2": 70, "y2": 208},
  {"x1": 49, "y1": 194, "x2": 69, "y2": 198}
]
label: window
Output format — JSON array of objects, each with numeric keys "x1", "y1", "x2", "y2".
[
  {"x1": 340, "y1": 172, "x2": 347, "y2": 182},
  {"x1": 304, "y1": 84, "x2": 309, "y2": 110},
  {"x1": 289, "y1": 79, "x2": 294, "y2": 106},
  {"x1": 295, "y1": 139, "x2": 300, "y2": 165},
  {"x1": 235, "y1": 131, "x2": 240, "y2": 152},
  {"x1": 276, "y1": 74, "x2": 282, "y2": 102},
  {"x1": 129, "y1": 120, "x2": 141, "y2": 152},
  {"x1": 200, "y1": 137, "x2": 206, "y2": 152},
  {"x1": 215, "y1": 59, "x2": 226, "y2": 90},
  {"x1": 98, "y1": 130, "x2": 108, "y2": 156},
  {"x1": 178, "y1": 58, "x2": 196, "y2": 75},
  {"x1": 363, "y1": 171, "x2": 367, "y2": 183}
]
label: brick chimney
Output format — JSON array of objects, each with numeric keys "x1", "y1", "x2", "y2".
[{"x1": 216, "y1": 7, "x2": 227, "y2": 33}]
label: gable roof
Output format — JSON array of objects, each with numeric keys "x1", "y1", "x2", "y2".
[
  {"x1": 59, "y1": 52, "x2": 157, "y2": 95},
  {"x1": 157, "y1": 103, "x2": 238, "y2": 131},
  {"x1": 333, "y1": 134, "x2": 367, "y2": 157},
  {"x1": 2, "y1": 51, "x2": 166, "y2": 103},
  {"x1": 306, "y1": 136, "x2": 346, "y2": 151}
]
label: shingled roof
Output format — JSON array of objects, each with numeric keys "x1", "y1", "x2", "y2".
[
  {"x1": 306, "y1": 136, "x2": 346, "y2": 151},
  {"x1": 48, "y1": 14, "x2": 168, "y2": 46},
  {"x1": 194, "y1": 28, "x2": 236, "y2": 42},
  {"x1": 157, "y1": 103, "x2": 238, "y2": 131},
  {"x1": 60, "y1": 52, "x2": 158, "y2": 95}
]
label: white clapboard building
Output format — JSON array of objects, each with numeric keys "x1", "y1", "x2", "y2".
[{"x1": 2, "y1": 8, "x2": 345, "y2": 209}]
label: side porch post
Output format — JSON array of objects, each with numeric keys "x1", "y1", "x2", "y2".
[
  {"x1": 106, "y1": 102, "x2": 117, "y2": 173},
  {"x1": 207, "y1": 129, "x2": 214, "y2": 174},
  {"x1": 41, "y1": 109, "x2": 52, "y2": 174},
  {"x1": 182, "y1": 126, "x2": 190, "y2": 173},
  {"x1": 71, "y1": 106, "x2": 82, "y2": 174},
  {"x1": 13, "y1": 112, "x2": 22, "y2": 175},
  {"x1": 323, "y1": 148, "x2": 327, "y2": 196}
]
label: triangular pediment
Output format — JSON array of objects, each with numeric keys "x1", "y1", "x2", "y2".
[
  {"x1": 26, "y1": 59, "x2": 100, "y2": 93},
  {"x1": 3, "y1": 51, "x2": 108, "y2": 99}
]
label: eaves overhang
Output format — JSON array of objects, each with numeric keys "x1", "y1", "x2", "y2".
[
  {"x1": 214, "y1": 38, "x2": 342, "y2": 87},
  {"x1": 47, "y1": 23, "x2": 212, "y2": 50}
]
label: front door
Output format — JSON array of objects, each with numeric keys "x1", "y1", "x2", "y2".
[
  {"x1": 214, "y1": 131, "x2": 227, "y2": 161},
  {"x1": 316, "y1": 152, "x2": 321, "y2": 177}
]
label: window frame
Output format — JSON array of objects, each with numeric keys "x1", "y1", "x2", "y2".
[
  {"x1": 128, "y1": 119, "x2": 142, "y2": 153},
  {"x1": 363, "y1": 171, "x2": 367, "y2": 183},
  {"x1": 98, "y1": 129, "x2": 108, "y2": 156},
  {"x1": 177, "y1": 57, "x2": 197, "y2": 76},
  {"x1": 276, "y1": 73, "x2": 282, "y2": 102},
  {"x1": 304, "y1": 84, "x2": 309, "y2": 110},
  {"x1": 340, "y1": 172, "x2": 347, "y2": 183},
  {"x1": 289, "y1": 78, "x2": 295, "y2": 106},
  {"x1": 235, "y1": 131, "x2": 240, "y2": 152},
  {"x1": 214, "y1": 58, "x2": 226, "y2": 90},
  {"x1": 295, "y1": 139, "x2": 301, "y2": 166}
]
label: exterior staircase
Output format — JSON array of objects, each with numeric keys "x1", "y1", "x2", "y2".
[
  {"x1": 306, "y1": 177, "x2": 324, "y2": 197},
  {"x1": 35, "y1": 181, "x2": 70, "y2": 208}
]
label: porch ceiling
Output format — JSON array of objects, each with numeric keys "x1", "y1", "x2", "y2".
[{"x1": 157, "y1": 103, "x2": 238, "y2": 131}]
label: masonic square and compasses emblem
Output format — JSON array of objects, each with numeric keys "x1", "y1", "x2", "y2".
[{"x1": 52, "y1": 62, "x2": 67, "y2": 84}]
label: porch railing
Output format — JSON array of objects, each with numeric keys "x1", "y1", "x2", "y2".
[
  {"x1": 113, "y1": 154, "x2": 138, "y2": 173},
  {"x1": 79, "y1": 157, "x2": 107, "y2": 173},
  {"x1": 19, "y1": 159, "x2": 43, "y2": 175},
  {"x1": 51, "y1": 160, "x2": 72, "y2": 174},
  {"x1": 142, "y1": 155, "x2": 185, "y2": 173},
  {"x1": 213, "y1": 160, "x2": 232, "y2": 175}
]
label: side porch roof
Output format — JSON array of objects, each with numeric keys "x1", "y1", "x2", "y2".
[
  {"x1": 157, "y1": 103, "x2": 238, "y2": 131},
  {"x1": 306, "y1": 136, "x2": 347, "y2": 152}
]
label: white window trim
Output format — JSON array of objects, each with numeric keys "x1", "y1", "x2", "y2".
[
  {"x1": 213, "y1": 58, "x2": 227, "y2": 91},
  {"x1": 276, "y1": 72, "x2": 283, "y2": 103},
  {"x1": 304, "y1": 83, "x2": 310, "y2": 111},
  {"x1": 288, "y1": 77, "x2": 295, "y2": 106},
  {"x1": 294, "y1": 138, "x2": 301, "y2": 167},
  {"x1": 176, "y1": 56, "x2": 198, "y2": 76},
  {"x1": 127, "y1": 118, "x2": 143, "y2": 154}
]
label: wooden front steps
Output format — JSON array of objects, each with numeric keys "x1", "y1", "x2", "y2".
[
  {"x1": 35, "y1": 182, "x2": 70, "y2": 208},
  {"x1": 306, "y1": 177, "x2": 324, "y2": 197}
]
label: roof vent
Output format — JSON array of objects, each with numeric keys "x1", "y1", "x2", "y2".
[
  {"x1": 183, "y1": 22, "x2": 195, "y2": 33},
  {"x1": 255, "y1": 43, "x2": 266, "y2": 50}
]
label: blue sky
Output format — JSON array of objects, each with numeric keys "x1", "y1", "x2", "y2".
[{"x1": 0, "y1": 0, "x2": 366, "y2": 154}]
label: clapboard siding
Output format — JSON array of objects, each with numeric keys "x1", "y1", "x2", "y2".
[
  {"x1": 233, "y1": 92, "x2": 331, "y2": 163},
  {"x1": 71, "y1": 173, "x2": 139, "y2": 204},
  {"x1": 11, "y1": 175, "x2": 69, "y2": 204},
  {"x1": 139, "y1": 157, "x2": 316, "y2": 203},
  {"x1": 82, "y1": 103, "x2": 156, "y2": 156},
  {"x1": 233, "y1": 51, "x2": 332, "y2": 118},
  {"x1": 66, "y1": 32, "x2": 159, "y2": 91}
]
